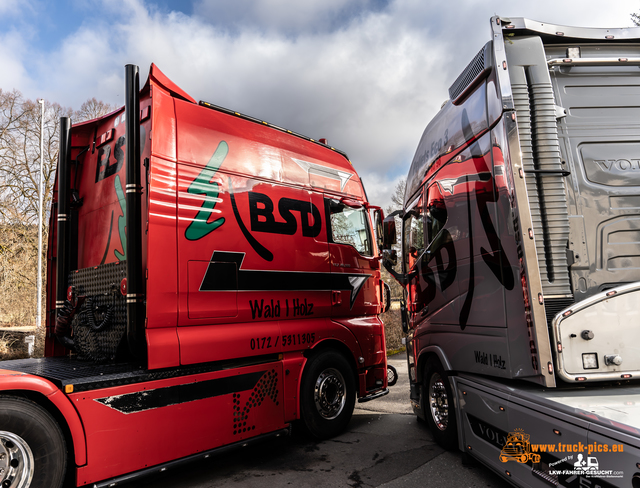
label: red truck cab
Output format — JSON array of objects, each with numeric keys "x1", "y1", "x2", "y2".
[{"x1": 0, "y1": 64, "x2": 389, "y2": 488}]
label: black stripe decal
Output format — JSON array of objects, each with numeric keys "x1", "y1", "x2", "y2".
[
  {"x1": 99, "y1": 210, "x2": 114, "y2": 265},
  {"x1": 95, "y1": 370, "x2": 265, "y2": 414},
  {"x1": 200, "y1": 251, "x2": 370, "y2": 308},
  {"x1": 228, "y1": 177, "x2": 274, "y2": 261}
]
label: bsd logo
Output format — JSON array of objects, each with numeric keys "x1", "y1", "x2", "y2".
[{"x1": 248, "y1": 192, "x2": 321, "y2": 238}]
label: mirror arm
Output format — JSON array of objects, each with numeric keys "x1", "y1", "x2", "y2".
[
  {"x1": 385, "y1": 209, "x2": 404, "y2": 220},
  {"x1": 383, "y1": 259, "x2": 407, "y2": 287},
  {"x1": 365, "y1": 202, "x2": 382, "y2": 211}
]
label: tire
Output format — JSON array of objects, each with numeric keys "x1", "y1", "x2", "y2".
[
  {"x1": 423, "y1": 357, "x2": 458, "y2": 450},
  {"x1": 0, "y1": 396, "x2": 67, "y2": 488},
  {"x1": 300, "y1": 350, "x2": 356, "y2": 439},
  {"x1": 387, "y1": 364, "x2": 398, "y2": 387}
]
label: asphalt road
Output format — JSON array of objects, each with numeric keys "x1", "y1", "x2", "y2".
[{"x1": 138, "y1": 354, "x2": 512, "y2": 488}]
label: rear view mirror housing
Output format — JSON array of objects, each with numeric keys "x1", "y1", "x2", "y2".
[
  {"x1": 374, "y1": 209, "x2": 385, "y2": 253},
  {"x1": 382, "y1": 216, "x2": 396, "y2": 251},
  {"x1": 382, "y1": 281, "x2": 391, "y2": 313}
]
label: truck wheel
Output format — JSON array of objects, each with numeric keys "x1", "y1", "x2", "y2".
[
  {"x1": 0, "y1": 396, "x2": 67, "y2": 488},
  {"x1": 423, "y1": 357, "x2": 458, "y2": 450},
  {"x1": 300, "y1": 350, "x2": 356, "y2": 439},
  {"x1": 387, "y1": 364, "x2": 398, "y2": 387}
]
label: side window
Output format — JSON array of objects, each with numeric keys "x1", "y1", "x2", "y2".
[
  {"x1": 326, "y1": 198, "x2": 372, "y2": 256},
  {"x1": 425, "y1": 183, "x2": 447, "y2": 246},
  {"x1": 402, "y1": 195, "x2": 424, "y2": 271}
]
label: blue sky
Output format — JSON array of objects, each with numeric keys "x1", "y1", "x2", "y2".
[{"x1": 0, "y1": 0, "x2": 637, "y2": 208}]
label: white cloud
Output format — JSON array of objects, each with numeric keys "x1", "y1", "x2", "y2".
[
  {"x1": 0, "y1": 0, "x2": 26, "y2": 16},
  {"x1": 193, "y1": 0, "x2": 384, "y2": 35},
  {"x1": 4, "y1": 0, "x2": 638, "y2": 209},
  {"x1": 0, "y1": 31, "x2": 35, "y2": 97}
]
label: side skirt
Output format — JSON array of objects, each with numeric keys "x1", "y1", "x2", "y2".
[{"x1": 91, "y1": 427, "x2": 290, "y2": 488}]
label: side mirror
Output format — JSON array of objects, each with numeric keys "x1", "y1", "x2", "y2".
[
  {"x1": 400, "y1": 301, "x2": 409, "y2": 334},
  {"x1": 382, "y1": 216, "x2": 396, "y2": 250},
  {"x1": 382, "y1": 281, "x2": 391, "y2": 313},
  {"x1": 374, "y1": 209, "x2": 384, "y2": 252}
]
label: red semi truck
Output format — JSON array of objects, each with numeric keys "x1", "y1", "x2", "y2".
[{"x1": 0, "y1": 64, "x2": 389, "y2": 488}]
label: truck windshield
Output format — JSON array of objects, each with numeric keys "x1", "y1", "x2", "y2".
[{"x1": 327, "y1": 199, "x2": 372, "y2": 256}]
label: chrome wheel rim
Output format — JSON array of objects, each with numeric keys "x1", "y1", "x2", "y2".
[
  {"x1": 0, "y1": 431, "x2": 34, "y2": 488},
  {"x1": 428, "y1": 373, "x2": 449, "y2": 431},
  {"x1": 387, "y1": 367, "x2": 395, "y2": 383},
  {"x1": 314, "y1": 368, "x2": 346, "y2": 420}
]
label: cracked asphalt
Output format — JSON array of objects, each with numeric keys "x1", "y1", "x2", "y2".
[{"x1": 139, "y1": 354, "x2": 512, "y2": 487}]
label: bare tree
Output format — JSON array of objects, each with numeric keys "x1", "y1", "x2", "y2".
[
  {"x1": 388, "y1": 177, "x2": 406, "y2": 213},
  {"x1": 74, "y1": 98, "x2": 116, "y2": 123},
  {"x1": 0, "y1": 91, "x2": 73, "y2": 330},
  {"x1": 0, "y1": 94, "x2": 111, "y2": 330}
]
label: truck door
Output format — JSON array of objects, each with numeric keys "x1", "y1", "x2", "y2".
[
  {"x1": 324, "y1": 196, "x2": 379, "y2": 317},
  {"x1": 403, "y1": 182, "x2": 459, "y2": 327}
]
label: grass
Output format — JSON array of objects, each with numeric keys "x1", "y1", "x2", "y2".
[{"x1": 0, "y1": 331, "x2": 30, "y2": 360}]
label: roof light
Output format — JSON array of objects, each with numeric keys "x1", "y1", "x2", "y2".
[
  {"x1": 605, "y1": 35, "x2": 614, "y2": 39},
  {"x1": 555, "y1": 32, "x2": 564, "y2": 36},
  {"x1": 606, "y1": 290, "x2": 617, "y2": 297},
  {"x1": 575, "y1": 377, "x2": 587, "y2": 381}
]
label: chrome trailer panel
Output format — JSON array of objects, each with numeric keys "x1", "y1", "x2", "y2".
[
  {"x1": 552, "y1": 282, "x2": 640, "y2": 382},
  {"x1": 456, "y1": 373, "x2": 640, "y2": 488}
]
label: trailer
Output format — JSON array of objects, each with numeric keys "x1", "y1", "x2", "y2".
[
  {"x1": 0, "y1": 64, "x2": 390, "y2": 488},
  {"x1": 381, "y1": 16, "x2": 640, "y2": 487}
]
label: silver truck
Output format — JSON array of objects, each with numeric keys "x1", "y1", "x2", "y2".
[{"x1": 381, "y1": 16, "x2": 640, "y2": 487}]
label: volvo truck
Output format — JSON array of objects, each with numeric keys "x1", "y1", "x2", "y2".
[{"x1": 383, "y1": 17, "x2": 640, "y2": 488}]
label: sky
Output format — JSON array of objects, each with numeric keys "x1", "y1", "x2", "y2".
[{"x1": 0, "y1": 0, "x2": 637, "y2": 209}]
